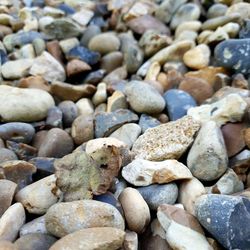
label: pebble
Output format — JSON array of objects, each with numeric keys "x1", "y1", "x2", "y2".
[
  {"x1": 188, "y1": 93, "x2": 247, "y2": 126},
  {"x1": 107, "y1": 91, "x2": 128, "y2": 112},
  {"x1": 58, "y1": 101, "x2": 78, "y2": 128},
  {"x1": 0, "y1": 85, "x2": 54, "y2": 122},
  {"x1": 0, "y1": 148, "x2": 18, "y2": 163},
  {"x1": 137, "y1": 183, "x2": 178, "y2": 210},
  {"x1": 132, "y1": 115, "x2": 200, "y2": 161},
  {"x1": 75, "y1": 98, "x2": 94, "y2": 116},
  {"x1": 0, "y1": 160, "x2": 36, "y2": 190},
  {"x1": 92, "y1": 82, "x2": 107, "y2": 106},
  {"x1": 29, "y1": 51, "x2": 66, "y2": 82},
  {"x1": 109, "y1": 123, "x2": 141, "y2": 149},
  {"x1": 163, "y1": 89, "x2": 197, "y2": 121},
  {"x1": 14, "y1": 233, "x2": 57, "y2": 250},
  {"x1": 1, "y1": 59, "x2": 33, "y2": 79},
  {"x1": 0, "y1": 203, "x2": 25, "y2": 242},
  {"x1": 195, "y1": 194, "x2": 250, "y2": 249},
  {"x1": 119, "y1": 187, "x2": 150, "y2": 234},
  {"x1": 66, "y1": 59, "x2": 91, "y2": 77},
  {"x1": 138, "y1": 114, "x2": 161, "y2": 133},
  {"x1": 226, "y1": 2, "x2": 250, "y2": 20},
  {"x1": 38, "y1": 128, "x2": 74, "y2": 158},
  {"x1": 0, "y1": 241, "x2": 17, "y2": 250},
  {"x1": 187, "y1": 121, "x2": 228, "y2": 182},
  {"x1": 214, "y1": 38, "x2": 250, "y2": 75},
  {"x1": 49, "y1": 227, "x2": 125, "y2": 250},
  {"x1": 207, "y1": 4, "x2": 228, "y2": 19},
  {"x1": 125, "y1": 81, "x2": 165, "y2": 115},
  {"x1": 46, "y1": 107, "x2": 63, "y2": 128},
  {"x1": 45, "y1": 200, "x2": 125, "y2": 238},
  {"x1": 239, "y1": 19, "x2": 250, "y2": 39},
  {"x1": 100, "y1": 51, "x2": 123, "y2": 73},
  {"x1": 0, "y1": 180, "x2": 17, "y2": 217},
  {"x1": 122, "y1": 159, "x2": 192, "y2": 186},
  {"x1": 19, "y1": 76, "x2": 50, "y2": 92},
  {"x1": 178, "y1": 177, "x2": 206, "y2": 216},
  {"x1": 89, "y1": 32, "x2": 120, "y2": 55},
  {"x1": 15, "y1": 175, "x2": 62, "y2": 214},
  {"x1": 183, "y1": 44, "x2": 210, "y2": 70},
  {"x1": 95, "y1": 109, "x2": 139, "y2": 138},
  {"x1": 123, "y1": 230, "x2": 138, "y2": 250},
  {"x1": 80, "y1": 25, "x2": 101, "y2": 47},
  {"x1": 71, "y1": 9, "x2": 94, "y2": 26}
]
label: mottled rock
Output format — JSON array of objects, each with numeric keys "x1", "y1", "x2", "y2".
[
  {"x1": 214, "y1": 39, "x2": 250, "y2": 75},
  {"x1": 163, "y1": 89, "x2": 197, "y2": 121},
  {"x1": 0, "y1": 180, "x2": 17, "y2": 217},
  {"x1": 95, "y1": 109, "x2": 138, "y2": 138},
  {"x1": 132, "y1": 116, "x2": 200, "y2": 161},
  {"x1": 226, "y1": 2, "x2": 250, "y2": 20},
  {"x1": 119, "y1": 188, "x2": 150, "y2": 234},
  {"x1": 38, "y1": 128, "x2": 74, "y2": 158},
  {"x1": 0, "y1": 203, "x2": 25, "y2": 242},
  {"x1": 14, "y1": 233, "x2": 57, "y2": 250},
  {"x1": 29, "y1": 51, "x2": 66, "y2": 82},
  {"x1": 187, "y1": 121, "x2": 228, "y2": 181},
  {"x1": 15, "y1": 175, "x2": 62, "y2": 214},
  {"x1": 45, "y1": 200, "x2": 125, "y2": 238},
  {"x1": 122, "y1": 159, "x2": 192, "y2": 186},
  {"x1": 125, "y1": 81, "x2": 165, "y2": 115},
  {"x1": 195, "y1": 194, "x2": 250, "y2": 249},
  {"x1": 49, "y1": 227, "x2": 125, "y2": 250},
  {"x1": 137, "y1": 183, "x2": 178, "y2": 210},
  {"x1": 188, "y1": 94, "x2": 247, "y2": 126}
]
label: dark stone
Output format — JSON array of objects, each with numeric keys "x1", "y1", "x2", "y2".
[
  {"x1": 58, "y1": 4, "x2": 76, "y2": 14},
  {"x1": 94, "y1": 109, "x2": 139, "y2": 138},
  {"x1": 195, "y1": 194, "x2": 250, "y2": 250},
  {"x1": 58, "y1": 101, "x2": 78, "y2": 128},
  {"x1": 84, "y1": 69, "x2": 106, "y2": 85},
  {"x1": 0, "y1": 122, "x2": 35, "y2": 144},
  {"x1": 89, "y1": 16, "x2": 108, "y2": 29},
  {"x1": 139, "y1": 114, "x2": 161, "y2": 133},
  {"x1": 46, "y1": 107, "x2": 63, "y2": 129},
  {"x1": 67, "y1": 46, "x2": 100, "y2": 65},
  {"x1": 163, "y1": 89, "x2": 197, "y2": 121},
  {"x1": 214, "y1": 39, "x2": 250, "y2": 75},
  {"x1": 0, "y1": 49, "x2": 8, "y2": 64},
  {"x1": 239, "y1": 19, "x2": 250, "y2": 39}
]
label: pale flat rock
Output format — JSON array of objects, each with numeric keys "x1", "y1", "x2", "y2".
[
  {"x1": 29, "y1": 51, "x2": 66, "y2": 82},
  {"x1": 132, "y1": 115, "x2": 200, "y2": 161},
  {"x1": 188, "y1": 94, "x2": 247, "y2": 126},
  {"x1": 0, "y1": 203, "x2": 25, "y2": 242},
  {"x1": 15, "y1": 175, "x2": 62, "y2": 214},
  {"x1": 49, "y1": 227, "x2": 125, "y2": 250},
  {"x1": 122, "y1": 159, "x2": 192, "y2": 186},
  {"x1": 0, "y1": 85, "x2": 55, "y2": 122},
  {"x1": 45, "y1": 200, "x2": 125, "y2": 238}
]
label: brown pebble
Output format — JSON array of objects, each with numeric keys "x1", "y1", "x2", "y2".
[
  {"x1": 46, "y1": 40, "x2": 64, "y2": 65},
  {"x1": 66, "y1": 59, "x2": 91, "y2": 77},
  {"x1": 243, "y1": 128, "x2": 250, "y2": 149},
  {"x1": 157, "y1": 69, "x2": 183, "y2": 91},
  {"x1": 19, "y1": 76, "x2": 50, "y2": 92},
  {"x1": 31, "y1": 130, "x2": 49, "y2": 150},
  {"x1": 232, "y1": 74, "x2": 248, "y2": 89}
]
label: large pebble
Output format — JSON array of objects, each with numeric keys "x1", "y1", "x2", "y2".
[
  {"x1": 0, "y1": 203, "x2": 25, "y2": 242},
  {"x1": 125, "y1": 81, "x2": 165, "y2": 115},
  {"x1": 187, "y1": 121, "x2": 228, "y2": 181},
  {"x1": 163, "y1": 89, "x2": 196, "y2": 121},
  {"x1": 137, "y1": 183, "x2": 178, "y2": 210},
  {"x1": 188, "y1": 93, "x2": 247, "y2": 126},
  {"x1": 119, "y1": 188, "x2": 150, "y2": 234},
  {"x1": 195, "y1": 194, "x2": 250, "y2": 249},
  {"x1": 45, "y1": 200, "x2": 125, "y2": 238},
  {"x1": 49, "y1": 227, "x2": 125, "y2": 250},
  {"x1": 0, "y1": 85, "x2": 55, "y2": 122},
  {"x1": 214, "y1": 38, "x2": 250, "y2": 75},
  {"x1": 29, "y1": 51, "x2": 66, "y2": 82},
  {"x1": 122, "y1": 159, "x2": 192, "y2": 186},
  {"x1": 38, "y1": 128, "x2": 74, "y2": 158},
  {"x1": 132, "y1": 115, "x2": 200, "y2": 161},
  {"x1": 15, "y1": 175, "x2": 62, "y2": 214}
]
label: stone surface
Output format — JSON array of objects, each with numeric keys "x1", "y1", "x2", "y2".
[
  {"x1": 38, "y1": 128, "x2": 74, "y2": 158},
  {"x1": 119, "y1": 188, "x2": 150, "y2": 234},
  {"x1": 0, "y1": 149, "x2": 18, "y2": 164},
  {"x1": 0, "y1": 241, "x2": 17, "y2": 250},
  {"x1": 58, "y1": 101, "x2": 78, "y2": 128},
  {"x1": 122, "y1": 159, "x2": 192, "y2": 186},
  {"x1": 20, "y1": 216, "x2": 48, "y2": 236},
  {"x1": 138, "y1": 114, "x2": 161, "y2": 133},
  {"x1": 0, "y1": 85, "x2": 55, "y2": 122},
  {"x1": 45, "y1": 200, "x2": 125, "y2": 238},
  {"x1": 137, "y1": 183, "x2": 178, "y2": 210},
  {"x1": 101, "y1": 51, "x2": 123, "y2": 73},
  {"x1": 95, "y1": 109, "x2": 139, "y2": 138},
  {"x1": 14, "y1": 233, "x2": 57, "y2": 250},
  {"x1": 0, "y1": 180, "x2": 17, "y2": 217},
  {"x1": 163, "y1": 89, "x2": 197, "y2": 121},
  {"x1": 187, "y1": 121, "x2": 228, "y2": 181},
  {"x1": 0, "y1": 203, "x2": 25, "y2": 242},
  {"x1": 214, "y1": 39, "x2": 250, "y2": 75},
  {"x1": 29, "y1": 51, "x2": 66, "y2": 82},
  {"x1": 188, "y1": 94, "x2": 247, "y2": 126},
  {"x1": 132, "y1": 116, "x2": 200, "y2": 161},
  {"x1": 125, "y1": 81, "x2": 165, "y2": 115},
  {"x1": 66, "y1": 59, "x2": 91, "y2": 77},
  {"x1": 195, "y1": 194, "x2": 250, "y2": 249},
  {"x1": 15, "y1": 175, "x2": 62, "y2": 214},
  {"x1": 49, "y1": 227, "x2": 125, "y2": 250}
]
